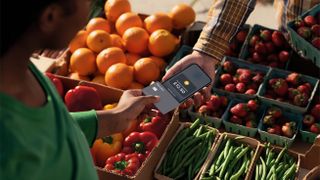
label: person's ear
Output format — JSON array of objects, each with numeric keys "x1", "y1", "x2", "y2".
[{"x1": 38, "y1": 4, "x2": 64, "y2": 34}]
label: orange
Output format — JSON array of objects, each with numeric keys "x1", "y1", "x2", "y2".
[
  {"x1": 105, "y1": 63, "x2": 133, "y2": 89},
  {"x1": 169, "y1": 3, "x2": 195, "y2": 29},
  {"x1": 68, "y1": 72, "x2": 91, "y2": 81},
  {"x1": 133, "y1": 58, "x2": 160, "y2": 85},
  {"x1": 110, "y1": 34, "x2": 125, "y2": 51},
  {"x1": 86, "y1": 30, "x2": 112, "y2": 53},
  {"x1": 68, "y1": 30, "x2": 88, "y2": 53},
  {"x1": 123, "y1": 27, "x2": 149, "y2": 54},
  {"x1": 86, "y1": 17, "x2": 111, "y2": 33},
  {"x1": 115, "y1": 12, "x2": 143, "y2": 35},
  {"x1": 70, "y1": 48, "x2": 96, "y2": 76},
  {"x1": 149, "y1": 56, "x2": 167, "y2": 71},
  {"x1": 104, "y1": 0, "x2": 131, "y2": 22},
  {"x1": 128, "y1": 81, "x2": 144, "y2": 89},
  {"x1": 148, "y1": 29, "x2": 178, "y2": 57},
  {"x1": 92, "y1": 75, "x2": 106, "y2": 85},
  {"x1": 144, "y1": 13, "x2": 173, "y2": 33},
  {"x1": 125, "y1": 53, "x2": 140, "y2": 66},
  {"x1": 96, "y1": 47, "x2": 127, "y2": 74}
]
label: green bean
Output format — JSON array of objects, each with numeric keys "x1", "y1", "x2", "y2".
[
  {"x1": 275, "y1": 146, "x2": 287, "y2": 165},
  {"x1": 167, "y1": 128, "x2": 189, "y2": 152},
  {"x1": 255, "y1": 164, "x2": 260, "y2": 180},
  {"x1": 188, "y1": 163, "x2": 193, "y2": 180},
  {"x1": 283, "y1": 164, "x2": 297, "y2": 180},
  {"x1": 272, "y1": 164, "x2": 277, "y2": 180},
  {"x1": 225, "y1": 146, "x2": 250, "y2": 179},
  {"x1": 230, "y1": 157, "x2": 247, "y2": 180},
  {"x1": 219, "y1": 146, "x2": 235, "y2": 177},
  {"x1": 209, "y1": 164, "x2": 216, "y2": 177},
  {"x1": 190, "y1": 118, "x2": 201, "y2": 134},
  {"x1": 223, "y1": 139, "x2": 231, "y2": 159},
  {"x1": 260, "y1": 156, "x2": 266, "y2": 180}
]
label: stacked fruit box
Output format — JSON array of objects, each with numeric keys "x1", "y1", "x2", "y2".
[{"x1": 287, "y1": 4, "x2": 320, "y2": 67}]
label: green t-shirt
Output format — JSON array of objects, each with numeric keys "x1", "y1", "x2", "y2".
[{"x1": 0, "y1": 63, "x2": 99, "y2": 180}]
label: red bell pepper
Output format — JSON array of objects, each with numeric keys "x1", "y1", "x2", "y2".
[
  {"x1": 105, "y1": 153, "x2": 141, "y2": 176},
  {"x1": 122, "y1": 132, "x2": 158, "y2": 163},
  {"x1": 64, "y1": 85, "x2": 103, "y2": 112},
  {"x1": 139, "y1": 115, "x2": 169, "y2": 139},
  {"x1": 45, "y1": 72, "x2": 64, "y2": 97}
]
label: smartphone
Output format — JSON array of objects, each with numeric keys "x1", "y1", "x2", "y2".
[{"x1": 142, "y1": 64, "x2": 212, "y2": 114}]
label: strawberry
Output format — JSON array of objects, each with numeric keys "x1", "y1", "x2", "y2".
[
  {"x1": 271, "y1": 78, "x2": 288, "y2": 96},
  {"x1": 230, "y1": 103, "x2": 249, "y2": 117},
  {"x1": 311, "y1": 104, "x2": 320, "y2": 119},
  {"x1": 252, "y1": 73, "x2": 264, "y2": 84},
  {"x1": 263, "y1": 115, "x2": 276, "y2": 126},
  {"x1": 311, "y1": 24, "x2": 320, "y2": 36},
  {"x1": 282, "y1": 122, "x2": 296, "y2": 138},
  {"x1": 297, "y1": 84, "x2": 310, "y2": 95},
  {"x1": 260, "y1": 29, "x2": 272, "y2": 41},
  {"x1": 223, "y1": 61, "x2": 235, "y2": 74},
  {"x1": 272, "y1": 31, "x2": 286, "y2": 47},
  {"x1": 267, "y1": 125, "x2": 281, "y2": 135},
  {"x1": 247, "y1": 83, "x2": 259, "y2": 91},
  {"x1": 278, "y1": 50, "x2": 290, "y2": 63},
  {"x1": 220, "y1": 73, "x2": 233, "y2": 85},
  {"x1": 225, "y1": 84, "x2": 236, "y2": 92},
  {"x1": 252, "y1": 52, "x2": 263, "y2": 62},
  {"x1": 312, "y1": 37, "x2": 320, "y2": 49},
  {"x1": 245, "y1": 89, "x2": 256, "y2": 95},
  {"x1": 297, "y1": 27, "x2": 312, "y2": 39},
  {"x1": 265, "y1": 42, "x2": 276, "y2": 54},
  {"x1": 206, "y1": 95, "x2": 221, "y2": 111},
  {"x1": 236, "y1": 30, "x2": 248, "y2": 43},
  {"x1": 303, "y1": 114, "x2": 315, "y2": 127},
  {"x1": 304, "y1": 15, "x2": 316, "y2": 26},
  {"x1": 236, "y1": 82, "x2": 246, "y2": 93},
  {"x1": 249, "y1": 35, "x2": 260, "y2": 47},
  {"x1": 230, "y1": 115, "x2": 243, "y2": 125},
  {"x1": 293, "y1": 93, "x2": 309, "y2": 107},
  {"x1": 233, "y1": 76, "x2": 240, "y2": 84},
  {"x1": 310, "y1": 123, "x2": 320, "y2": 134},
  {"x1": 255, "y1": 42, "x2": 268, "y2": 54},
  {"x1": 198, "y1": 105, "x2": 211, "y2": 116},
  {"x1": 288, "y1": 88, "x2": 300, "y2": 99},
  {"x1": 286, "y1": 73, "x2": 301, "y2": 86},
  {"x1": 220, "y1": 96, "x2": 228, "y2": 107},
  {"x1": 294, "y1": 19, "x2": 305, "y2": 28},
  {"x1": 267, "y1": 107, "x2": 282, "y2": 118},
  {"x1": 239, "y1": 72, "x2": 251, "y2": 83},
  {"x1": 247, "y1": 99, "x2": 259, "y2": 111},
  {"x1": 236, "y1": 68, "x2": 251, "y2": 75},
  {"x1": 246, "y1": 120, "x2": 257, "y2": 128},
  {"x1": 302, "y1": 82, "x2": 312, "y2": 92}
]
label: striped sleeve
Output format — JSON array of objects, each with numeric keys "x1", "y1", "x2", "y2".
[{"x1": 194, "y1": 0, "x2": 256, "y2": 61}]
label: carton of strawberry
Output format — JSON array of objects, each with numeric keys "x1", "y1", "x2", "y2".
[
  {"x1": 260, "y1": 69, "x2": 319, "y2": 113},
  {"x1": 213, "y1": 57, "x2": 269, "y2": 97},
  {"x1": 224, "y1": 99, "x2": 263, "y2": 137},
  {"x1": 188, "y1": 93, "x2": 229, "y2": 128},
  {"x1": 258, "y1": 106, "x2": 302, "y2": 146},
  {"x1": 300, "y1": 103, "x2": 320, "y2": 143},
  {"x1": 239, "y1": 24, "x2": 292, "y2": 69}
]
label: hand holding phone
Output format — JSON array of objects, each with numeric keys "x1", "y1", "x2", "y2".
[{"x1": 142, "y1": 64, "x2": 212, "y2": 114}]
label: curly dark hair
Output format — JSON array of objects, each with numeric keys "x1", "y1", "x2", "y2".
[{"x1": 0, "y1": 0, "x2": 75, "y2": 56}]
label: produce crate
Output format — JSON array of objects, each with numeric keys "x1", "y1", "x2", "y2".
[
  {"x1": 248, "y1": 143, "x2": 301, "y2": 180},
  {"x1": 258, "y1": 106, "x2": 303, "y2": 147},
  {"x1": 154, "y1": 122, "x2": 220, "y2": 180},
  {"x1": 187, "y1": 90, "x2": 231, "y2": 128},
  {"x1": 287, "y1": 4, "x2": 320, "y2": 68},
  {"x1": 223, "y1": 97, "x2": 265, "y2": 137},
  {"x1": 199, "y1": 133, "x2": 261, "y2": 180},
  {"x1": 300, "y1": 130, "x2": 318, "y2": 144},
  {"x1": 165, "y1": 45, "x2": 193, "y2": 72},
  {"x1": 258, "y1": 68, "x2": 319, "y2": 113},
  {"x1": 212, "y1": 56, "x2": 271, "y2": 99},
  {"x1": 239, "y1": 24, "x2": 292, "y2": 70}
]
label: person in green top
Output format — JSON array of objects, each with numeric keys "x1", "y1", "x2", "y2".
[{"x1": 0, "y1": 0, "x2": 159, "y2": 179}]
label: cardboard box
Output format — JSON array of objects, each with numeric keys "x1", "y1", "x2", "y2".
[
  {"x1": 54, "y1": 74, "x2": 181, "y2": 180},
  {"x1": 199, "y1": 133, "x2": 261, "y2": 180},
  {"x1": 154, "y1": 122, "x2": 220, "y2": 180}
]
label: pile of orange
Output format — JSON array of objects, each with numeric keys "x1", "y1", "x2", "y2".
[{"x1": 67, "y1": 0, "x2": 195, "y2": 90}]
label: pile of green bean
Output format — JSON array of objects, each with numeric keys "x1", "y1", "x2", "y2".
[
  {"x1": 158, "y1": 119, "x2": 216, "y2": 180},
  {"x1": 254, "y1": 143, "x2": 297, "y2": 180},
  {"x1": 201, "y1": 135, "x2": 254, "y2": 180}
]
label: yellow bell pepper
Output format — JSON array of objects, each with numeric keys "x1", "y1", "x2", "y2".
[{"x1": 91, "y1": 133, "x2": 123, "y2": 167}]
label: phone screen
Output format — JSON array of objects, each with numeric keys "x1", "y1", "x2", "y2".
[{"x1": 142, "y1": 64, "x2": 212, "y2": 114}]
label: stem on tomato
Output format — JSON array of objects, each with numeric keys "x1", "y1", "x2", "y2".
[
  {"x1": 102, "y1": 136, "x2": 113, "y2": 144},
  {"x1": 133, "y1": 142, "x2": 145, "y2": 154},
  {"x1": 114, "y1": 161, "x2": 128, "y2": 170},
  {"x1": 143, "y1": 117, "x2": 152, "y2": 123}
]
